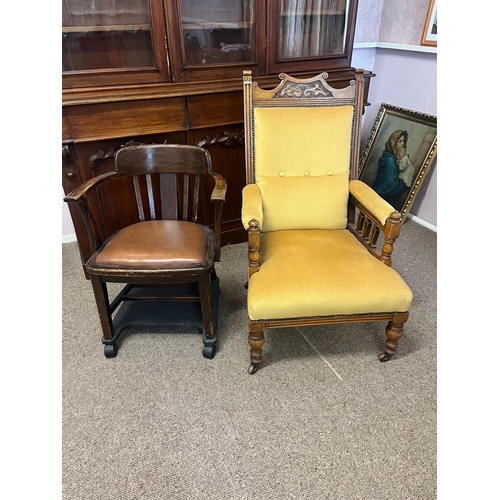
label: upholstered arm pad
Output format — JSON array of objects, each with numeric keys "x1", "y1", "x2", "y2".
[
  {"x1": 241, "y1": 184, "x2": 264, "y2": 230},
  {"x1": 349, "y1": 180, "x2": 396, "y2": 226}
]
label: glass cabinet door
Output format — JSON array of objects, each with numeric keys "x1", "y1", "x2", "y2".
[
  {"x1": 166, "y1": 0, "x2": 266, "y2": 81},
  {"x1": 180, "y1": 0, "x2": 255, "y2": 65},
  {"x1": 268, "y1": 0, "x2": 356, "y2": 74},
  {"x1": 62, "y1": 0, "x2": 170, "y2": 88}
]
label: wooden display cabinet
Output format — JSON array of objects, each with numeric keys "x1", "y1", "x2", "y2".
[{"x1": 62, "y1": 0, "x2": 374, "y2": 266}]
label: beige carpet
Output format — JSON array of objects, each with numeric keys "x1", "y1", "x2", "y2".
[{"x1": 62, "y1": 219, "x2": 437, "y2": 499}]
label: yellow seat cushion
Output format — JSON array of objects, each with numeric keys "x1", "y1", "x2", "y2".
[
  {"x1": 253, "y1": 105, "x2": 354, "y2": 231},
  {"x1": 247, "y1": 229, "x2": 413, "y2": 321}
]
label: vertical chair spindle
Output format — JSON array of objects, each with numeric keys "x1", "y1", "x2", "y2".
[
  {"x1": 132, "y1": 175, "x2": 145, "y2": 221},
  {"x1": 182, "y1": 173, "x2": 190, "y2": 221},
  {"x1": 146, "y1": 173, "x2": 156, "y2": 219}
]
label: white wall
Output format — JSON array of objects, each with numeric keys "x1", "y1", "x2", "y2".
[
  {"x1": 62, "y1": 188, "x2": 76, "y2": 243},
  {"x1": 353, "y1": 0, "x2": 437, "y2": 229},
  {"x1": 352, "y1": 47, "x2": 437, "y2": 228}
]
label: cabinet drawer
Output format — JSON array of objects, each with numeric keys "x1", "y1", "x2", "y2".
[
  {"x1": 62, "y1": 110, "x2": 72, "y2": 142},
  {"x1": 65, "y1": 98, "x2": 187, "y2": 142},
  {"x1": 187, "y1": 92, "x2": 244, "y2": 129}
]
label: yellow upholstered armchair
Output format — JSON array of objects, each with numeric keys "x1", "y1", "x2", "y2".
[{"x1": 241, "y1": 70, "x2": 413, "y2": 374}]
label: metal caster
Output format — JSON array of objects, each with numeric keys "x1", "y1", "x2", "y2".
[
  {"x1": 248, "y1": 363, "x2": 258, "y2": 375},
  {"x1": 202, "y1": 344, "x2": 217, "y2": 359},
  {"x1": 104, "y1": 343, "x2": 118, "y2": 358},
  {"x1": 378, "y1": 352, "x2": 393, "y2": 362}
]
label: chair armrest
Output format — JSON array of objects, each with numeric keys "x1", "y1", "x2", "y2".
[
  {"x1": 63, "y1": 171, "x2": 119, "y2": 203},
  {"x1": 210, "y1": 173, "x2": 227, "y2": 262},
  {"x1": 210, "y1": 172, "x2": 227, "y2": 202},
  {"x1": 63, "y1": 172, "x2": 122, "y2": 258},
  {"x1": 349, "y1": 180, "x2": 395, "y2": 227},
  {"x1": 241, "y1": 184, "x2": 264, "y2": 230},
  {"x1": 348, "y1": 180, "x2": 402, "y2": 267}
]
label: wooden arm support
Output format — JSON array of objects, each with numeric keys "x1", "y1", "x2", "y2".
[
  {"x1": 210, "y1": 172, "x2": 227, "y2": 262},
  {"x1": 210, "y1": 172, "x2": 227, "y2": 202},
  {"x1": 64, "y1": 172, "x2": 122, "y2": 256},
  {"x1": 247, "y1": 218, "x2": 261, "y2": 280},
  {"x1": 348, "y1": 195, "x2": 402, "y2": 267}
]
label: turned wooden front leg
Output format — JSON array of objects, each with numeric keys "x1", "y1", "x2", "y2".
[
  {"x1": 379, "y1": 312, "x2": 409, "y2": 362},
  {"x1": 248, "y1": 322, "x2": 265, "y2": 374}
]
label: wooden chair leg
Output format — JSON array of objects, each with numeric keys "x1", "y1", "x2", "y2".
[
  {"x1": 199, "y1": 273, "x2": 217, "y2": 359},
  {"x1": 378, "y1": 313, "x2": 409, "y2": 362},
  {"x1": 89, "y1": 274, "x2": 114, "y2": 342},
  {"x1": 248, "y1": 322, "x2": 265, "y2": 374},
  {"x1": 199, "y1": 273, "x2": 214, "y2": 340}
]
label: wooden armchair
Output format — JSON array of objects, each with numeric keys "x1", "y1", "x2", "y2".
[
  {"x1": 241, "y1": 70, "x2": 413, "y2": 374},
  {"x1": 64, "y1": 144, "x2": 227, "y2": 359}
]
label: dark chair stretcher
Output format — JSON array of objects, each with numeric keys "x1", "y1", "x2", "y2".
[{"x1": 103, "y1": 279, "x2": 220, "y2": 358}]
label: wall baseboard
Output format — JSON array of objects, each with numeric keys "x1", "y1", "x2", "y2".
[
  {"x1": 354, "y1": 42, "x2": 437, "y2": 54},
  {"x1": 407, "y1": 213, "x2": 437, "y2": 232},
  {"x1": 62, "y1": 234, "x2": 77, "y2": 244}
]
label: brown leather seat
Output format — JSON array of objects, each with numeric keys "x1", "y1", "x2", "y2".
[{"x1": 90, "y1": 220, "x2": 214, "y2": 270}]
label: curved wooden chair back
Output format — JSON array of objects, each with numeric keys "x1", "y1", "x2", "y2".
[{"x1": 114, "y1": 144, "x2": 212, "y2": 223}]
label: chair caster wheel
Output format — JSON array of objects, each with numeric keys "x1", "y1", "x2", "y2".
[
  {"x1": 203, "y1": 344, "x2": 216, "y2": 359},
  {"x1": 104, "y1": 344, "x2": 118, "y2": 358},
  {"x1": 248, "y1": 363, "x2": 258, "y2": 375},
  {"x1": 378, "y1": 352, "x2": 392, "y2": 362}
]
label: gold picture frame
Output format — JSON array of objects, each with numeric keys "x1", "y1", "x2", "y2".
[
  {"x1": 358, "y1": 103, "x2": 437, "y2": 222},
  {"x1": 421, "y1": 0, "x2": 437, "y2": 47}
]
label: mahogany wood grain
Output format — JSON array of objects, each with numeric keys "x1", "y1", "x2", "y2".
[
  {"x1": 65, "y1": 98, "x2": 187, "y2": 142},
  {"x1": 62, "y1": 110, "x2": 72, "y2": 141},
  {"x1": 187, "y1": 92, "x2": 244, "y2": 129}
]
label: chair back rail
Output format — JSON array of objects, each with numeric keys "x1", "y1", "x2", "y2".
[{"x1": 115, "y1": 144, "x2": 210, "y2": 224}]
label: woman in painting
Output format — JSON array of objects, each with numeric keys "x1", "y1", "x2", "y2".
[{"x1": 372, "y1": 130, "x2": 413, "y2": 209}]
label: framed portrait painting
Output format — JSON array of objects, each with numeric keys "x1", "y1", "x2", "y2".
[
  {"x1": 421, "y1": 0, "x2": 437, "y2": 47},
  {"x1": 358, "y1": 103, "x2": 437, "y2": 222}
]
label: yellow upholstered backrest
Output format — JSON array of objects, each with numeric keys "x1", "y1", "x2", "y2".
[{"x1": 253, "y1": 105, "x2": 354, "y2": 232}]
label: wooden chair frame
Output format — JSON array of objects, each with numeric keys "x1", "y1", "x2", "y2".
[{"x1": 65, "y1": 144, "x2": 227, "y2": 359}]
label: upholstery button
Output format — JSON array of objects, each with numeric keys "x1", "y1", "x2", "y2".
[
  {"x1": 328, "y1": 170, "x2": 333, "y2": 176},
  {"x1": 304, "y1": 171, "x2": 310, "y2": 176},
  {"x1": 279, "y1": 172, "x2": 285, "y2": 177}
]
